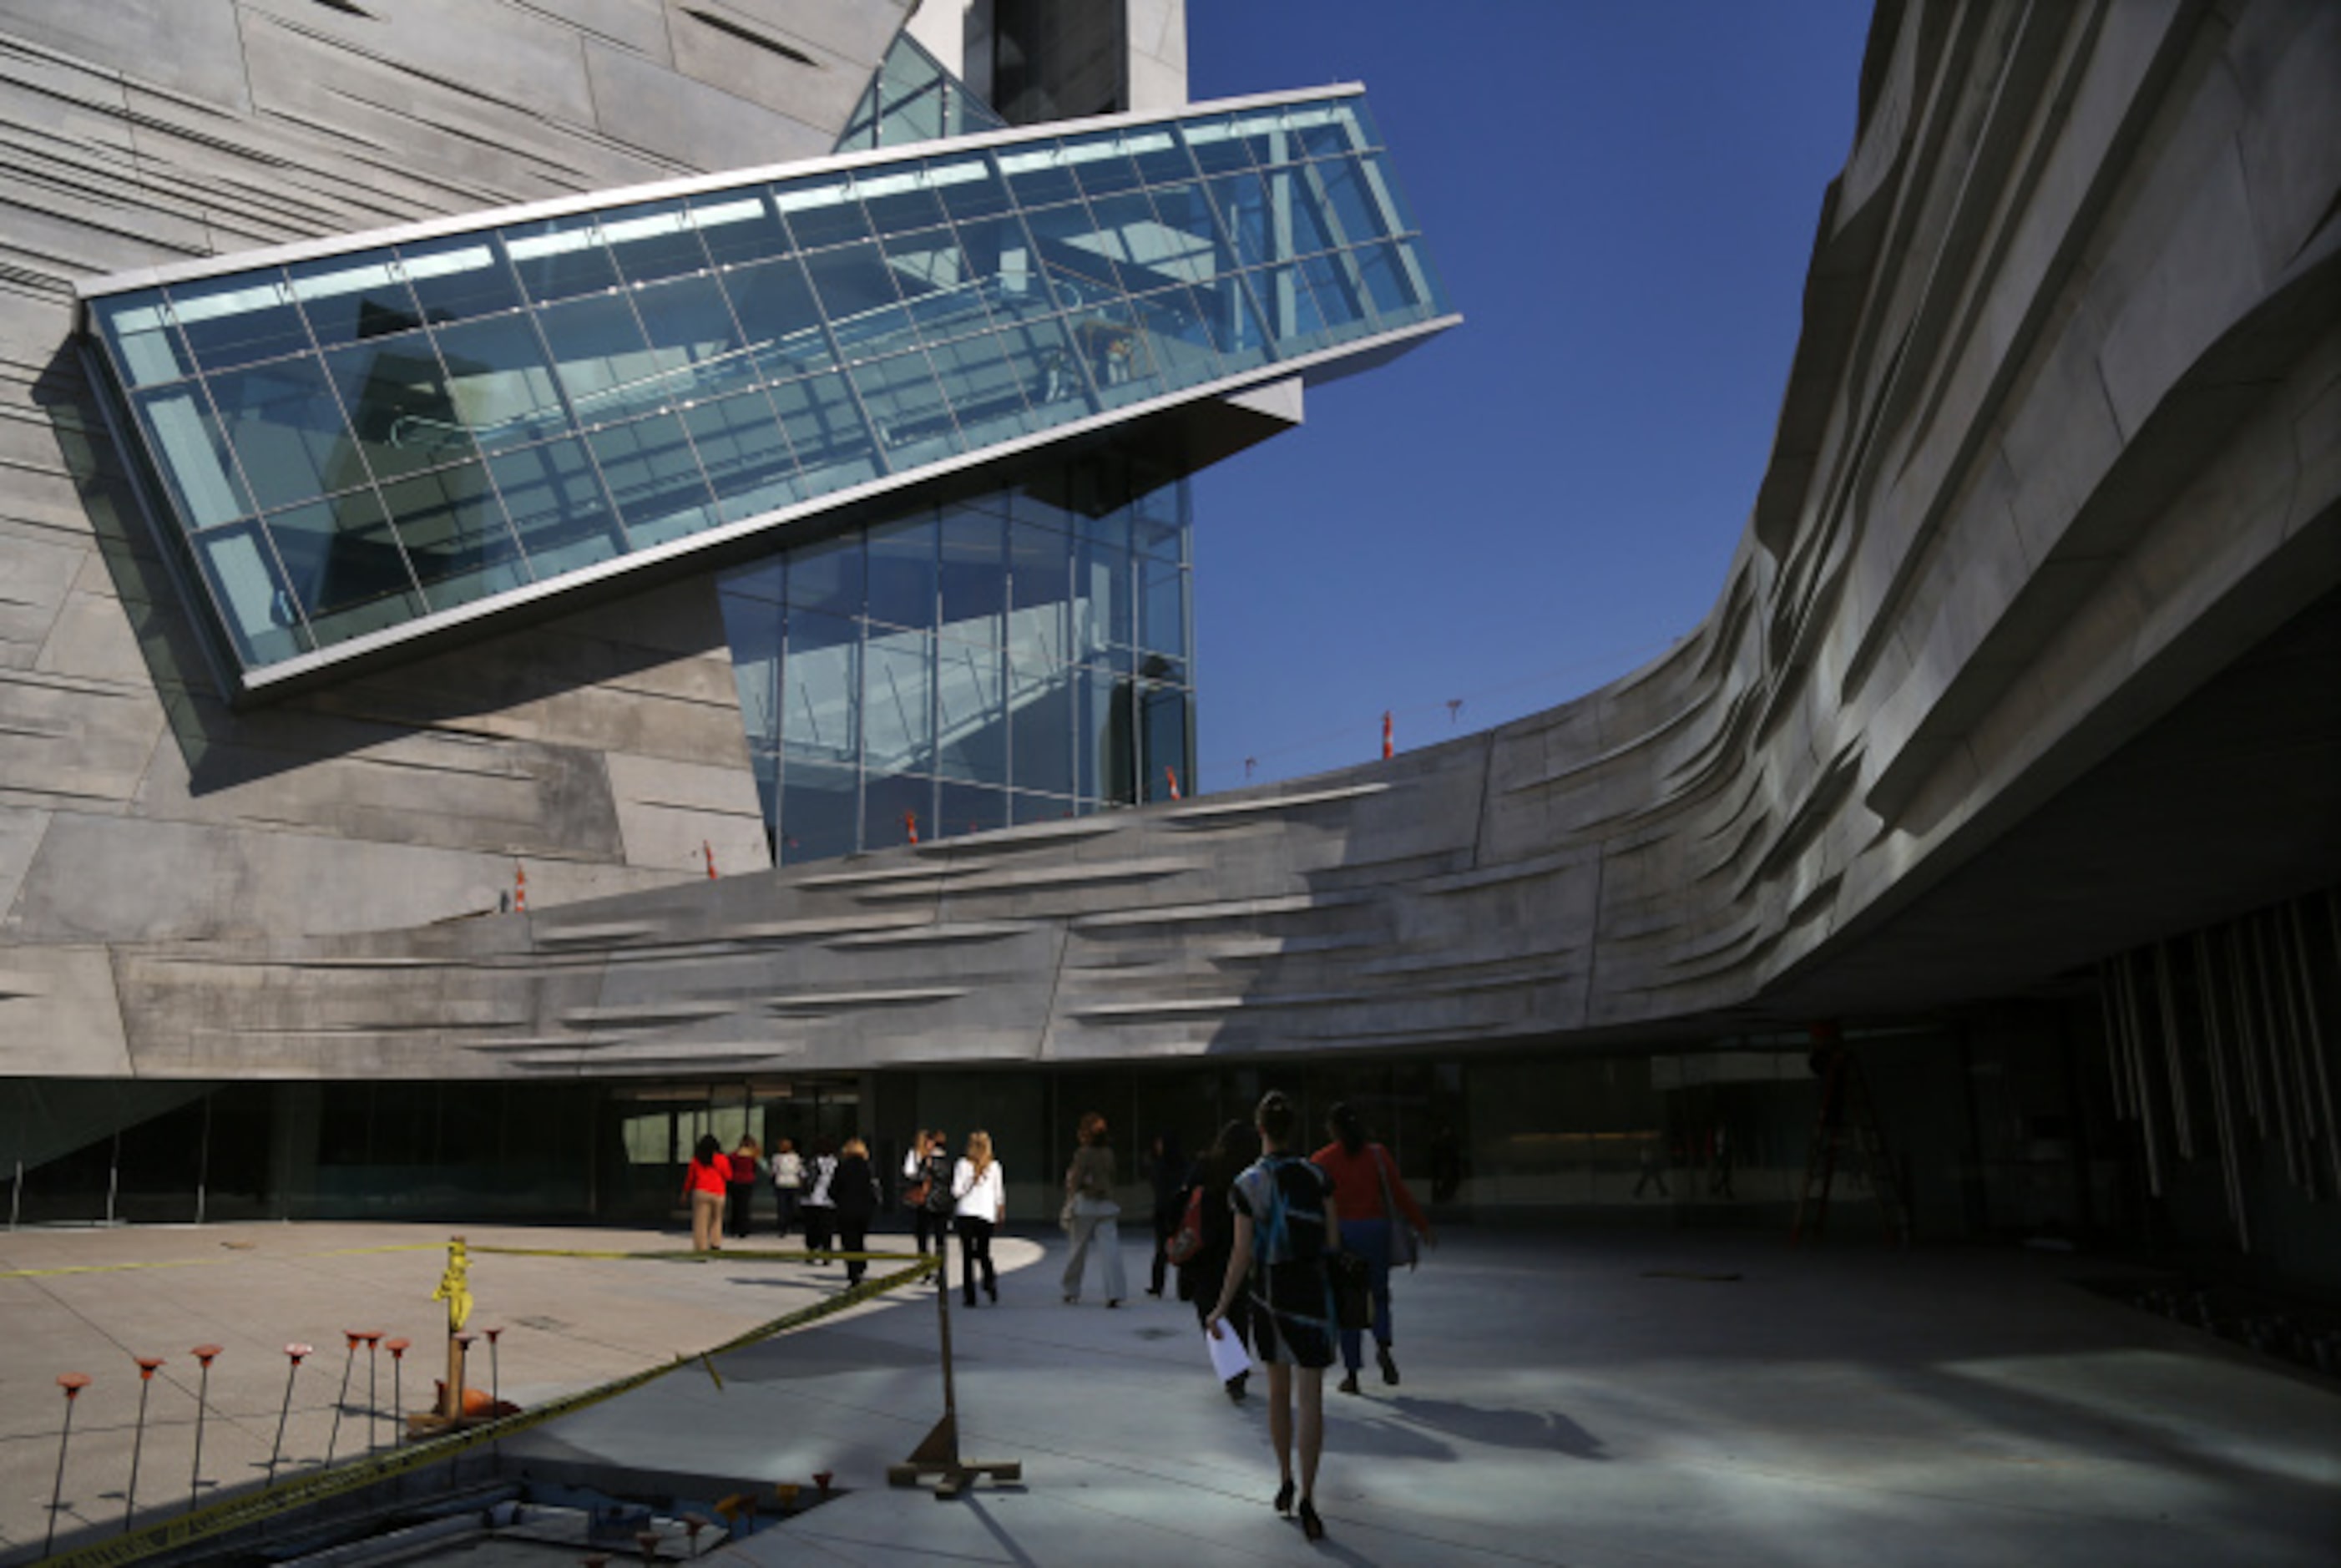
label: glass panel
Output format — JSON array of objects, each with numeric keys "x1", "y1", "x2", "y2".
[
  {"x1": 1243, "y1": 264, "x2": 1327, "y2": 347},
  {"x1": 938, "y1": 503, "x2": 1004, "y2": 632},
  {"x1": 1291, "y1": 103, "x2": 1361, "y2": 159},
  {"x1": 1229, "y1": 108, "x2": 1300, "y2": 169},
  {"x1": 1059, "y1": 131, "x2": 1141, "y2": 199},
  {"x1": 866, "y1": 513, "x2": 937, "y2": 630},
  {"x1": 427, "y1": 312, "x2": 569, "y2": 454},
  {"x1": 719, "y1": 574, "x2": 782, "y2": 747},
  {"x1": 1299, "y1": 250, "x2": 1371, "y2": 342},
  {"x1": 802, "y1": 241, "x2": 916, "y2": 362},
  {"x1": 379, "y1": 461, "x2": 526, "y2": 609},
  {"x1": 953, "y1": 213, "x2": 1049, "y2": 321},
  {"x1": 857, "y1": 168, "x2": 945, "y2": 236},
  {"x1": 631, "y1": 272, "x2": 760, "y2": 402},
  {"x1": 323, "y1": 335, "x2": 475, "y2": 480},
  {"x1": 167, "y1": 272, "x2": 311, "y2": 372},
  {"x1": 995, "y1": 142, "x2": 1079, "y2": 206},
  {"x1": 883, "y1": 227, "x2": 991, "y2": 343},
  {"x1": 587, "y1": 412, "x2": 716, "y2": 548},
  {"x1": 864, "y1": 770, "x2": 932, "y2": 849},
  {"x1": 786, "y1": 535, "x2": 862, "y2": 616},
  {"x1": 1137, "y1": 182, "x2": 1236, "y2": 285},
  {"x1": 1315, "y1": 156, "x2": 1392, "y2": 247},
  {"x1": 768, "y1": 371, "x2": 877, "y2": 496},
  {"x1": 849, "y1": 349, "x2": 961, "y2": 472},
  {"x1": 533, "y1": 294, "x2": 664, "y2": 427},
  {"x1": 781, "y1": 607, "x2": 858, "y2": 763},
  {"x1": 96, "y1": 291, "x2": 196, "y2": 387},
  {"x1": 1126, "y1": 127, "x2": 1196, "y2": 187},
  {"x1": 1077, "y1": 663, "x2": 1131, "y2": 802},
  {"x1": 206, "y1": 354, "x2": 370, "y2": 511},
  {"x1": 682, "y1": 390, "x2": 801, "y2": 522},
  {"x1": 1356, "y1": 241, "x2": 1422, "y2": 321},
  {"x1": 998, "y1": 314, "x2": 1095, "y2": 427},
  {"x1": 1180, "y1": 115, "x2": 1256, "y2": 175},
  {"x1": 1011, "y1": 789, "x2": 1077, "y2": 825},
  {"x1": 503, "y1": 214, "x2": 619, "y2": 303},
  {"x1": 1262, "y1": 163, "x2": 1338, "y2": 256},
  {"x1": 1007, "y1": 652, "x2": 1071, "y2": 797},
  {"x1": 719, "y1": 255, "x2": 834, "y2": 381},
  {"x1": 936, "y1": 780, "x2": 1007, "y2": 840},
  {"x1": 1007, "y1": 518, "x2": 1069, "y2": 669},
  {"x1": 396, "y1": 235, "x2": 524, "y2": 323},
  {"x1": 599, "y1": 198, "x2": 715, "y2": 284},
  {"x1": 926, "y1": 330, "x2": 1029, "y2": 450},
  {"x1": 1068, "y1": 301, "x2": 1164, "y2": 408},
  {"x1": 487, "y1": 436, "x2": 626, "y2": 578},
  {"x1": 1074, "y1": 528, "x2": 1130, "y2": 660},
  {"x1": 262, "y1": 489, "x2": 423, "y2": 648},
  {"x1": 288, "y1": 253, "x2": 426, "y2": 346},
  {"x1": 192, "y1": 521, "x2": 306, "y2": 664},
  {"x1": 1023, "y1": 202, "x2": 1120, "y2": 301},
  {"x1": 862, "y1": 625, "x2": 933, "y2": 776},
  {"x1": 775, "y1": 178, "x2": 871, "y2": 250},
  {"x1": 776, "y1": 757, "x2": 857, "y2": 864},
  {"x1": 1128, "y1": 286, "x2": 1220, "y2": 389},
  {"x1": 1138, "y1": 679, "x2": 1190, "y2": 802},
  {"x1": 690, "y1": 190, "x2": 791, "y2": 267},
  {"x1": 927, "y1": 154, "x2": 1011, "y2": 222},
  {"x1": 134, "y1": 385, "x2": 255, "y2": 529},
  {"x1": 1138, "y1": 553, "x2": 1186, "y2": 656},
  {"x1": 933, "y1": 635, "x2": 1004, "y2": 783}
]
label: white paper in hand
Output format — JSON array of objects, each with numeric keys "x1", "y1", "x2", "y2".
[{"x1": 1206, "y1": 1323, "x2": 1252, "y2": 1381}]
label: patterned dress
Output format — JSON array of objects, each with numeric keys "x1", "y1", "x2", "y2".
[{"x1": 1230, "y1": 1155, "x2": 1337, "y2": 1368}]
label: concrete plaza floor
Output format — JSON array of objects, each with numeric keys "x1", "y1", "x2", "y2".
[{"x1": 3, "y1": 1221, "x2": 2335, "y2": 1565}]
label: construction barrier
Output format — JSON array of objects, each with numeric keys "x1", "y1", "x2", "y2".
[{"x1": 38, "y1": 1247, "x2": 939, "y2": 1568}]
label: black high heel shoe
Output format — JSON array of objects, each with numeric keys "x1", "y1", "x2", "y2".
[
  {"x1": 1272, "y1": 1478, "x2": 1295, "y2": 1515},
  {"x1": 1297, "y1": 1497, "x2": 1324, "y2": 1540}
]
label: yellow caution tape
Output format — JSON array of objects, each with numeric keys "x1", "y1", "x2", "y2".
[
  {"x1": 0, "y1": 1241, "x2": 927, "y2": 1280},
  {"x1": 40, "y1": 1252, "x2": 939, "y2": 1568}
]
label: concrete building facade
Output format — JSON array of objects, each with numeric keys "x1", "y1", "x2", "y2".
[{"x1": 3, "y1": 3, "x2": 2338, "y2": 1296}]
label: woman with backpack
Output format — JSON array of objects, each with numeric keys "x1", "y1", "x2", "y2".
[
  {"x1": 1176, "y1": 1118, "x2": 1258, "y2": 1400},
  {"x1": 1312, "y1": 1102, "x2": 1437, "y2": 1393},
  {"x1": 1206, "y1": 1091, "x2": 1342, "y2": 1542}
]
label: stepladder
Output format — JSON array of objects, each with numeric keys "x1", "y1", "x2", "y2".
[{"x1": 1792, "y1": 1048, "x2": 1910, "y2": 1246}]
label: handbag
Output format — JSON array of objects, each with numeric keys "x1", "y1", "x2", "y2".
[
  {"x1": 1165, "y1": 1184, "x2": 1207, "y2": 1266},
  {"x1": 903, "y1": 1176, "x2": 932, "y2": 1211},
  {"x1": 1375, "y1": 1146, "x2": 1419, "y2": 1268},
  {"x1": 1327, "y1": 1248, "x2": 1371, "y2": 1332}
]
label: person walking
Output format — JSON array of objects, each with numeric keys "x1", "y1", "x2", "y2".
[
  {"x1": 1311, "y1": 1103, "x2": 1436, "y2": 1394},
  {"x1": 832, "y1": 1136, "x2": 881, "y2": 1286},
  {"x1": 681, "y1": 1133, "x2": 731, "y2": 1252},
  {"x1": 727, "y1": 1135, "x2": 761, "y2": 1240},
  {"x1": 1179, "y1": 1118, "x2": 1258, "y2": 1401},
  {"x1": 1206, "y1": 1091, "x2": 1339, "y2": 1542},
  {"x1": 769, "y1": 1137, "x2": 804, "y2": 1240},
  {"x1": 903, "y1": 1129, "x2": 955, "y2": 1257},
  {"x1": 1060, "y1": 1111, "x2": 1128, "y2": 1307},
  {"x1": 1144, "y1": 1130, "x2": 1190, "y2": 1298},
  {"x1": 952, "y1": 1130, "x2": 1006, "y2": 1307},
  {"x1": 801, "y1": 1137, "x2": 839, "y2": 1262}
]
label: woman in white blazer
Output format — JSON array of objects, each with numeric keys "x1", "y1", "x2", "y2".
[{"x1": 952, "y1": 1130, "x2": 1006, "y2": 1307}]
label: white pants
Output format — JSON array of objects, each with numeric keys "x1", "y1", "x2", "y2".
[{"x1": 1061, "y1": 1196, "x2": 1128, "y2": 1301}]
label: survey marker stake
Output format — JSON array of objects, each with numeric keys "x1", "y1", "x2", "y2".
[
  {"x1": 268, "y1": 1344, "x2": 311, "y2": 1485},
  {"x1": 48, "y1": 1373, "x2": 91, "y2": 1556},
  {"x1": 124, "y1": 1355, "x2": 164, "y2": 1531},
  {"x1": 188, "y1": 1344, "x2": 222, "y2": 1514}
]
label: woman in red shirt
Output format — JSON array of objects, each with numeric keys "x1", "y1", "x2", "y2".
[
  {"x1": 1311, "y1": 1105, "x2": 1435, "y2": 1393},
  {"x1": 682, "y1": 1134, "x2": 731, "y2": 1252}
]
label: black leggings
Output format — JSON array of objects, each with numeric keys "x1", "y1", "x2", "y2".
[
  {"x1": 913, "y1": 1206, "x2": 948, "y2": 1256},
  {"x1": 957, "y1": 1216, "x2": 996, "y2": 1302}
]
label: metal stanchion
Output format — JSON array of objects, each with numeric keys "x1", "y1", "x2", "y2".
[
  {"x1": 324, "y1": 1331, "x2": 362, "y2": 1465},
  {"x1": 267, "y1": 1344, "x2": 311, "y2": 1485},
  {"x1": 386, "y1": 1338, "x2": 410, "y2": 1444},
  {"x1": 188, "y1": 1344, "x2": 222, "y2": 1515},
  {"x1": 361, "y1": 1331, "x2": 384, "y2": 1451},
  {"x1": 48, "y1": 1373, "x2": 92, "y2": 1556},
  {"x1": 124, "y1": 1356, "x2": 164, "y2": 1531}
]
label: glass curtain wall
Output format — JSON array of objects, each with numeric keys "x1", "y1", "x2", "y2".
[
  {"x1": 82, "y1": 91, "x2": 1446, "y2": 684},
  {"x1": 719, "y1": 458, "x2": 1191, "y2": 863},
  {"x1": 835, "y1": 32, "x2": 1009, "y2": 152}
]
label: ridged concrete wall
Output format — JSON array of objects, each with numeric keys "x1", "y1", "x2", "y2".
[
  {"x1": 8, "y1": 0, "x2": 2341, "y2": 1080},
  {"x1": 0, "y1": 0, "x2": 921, "y2": 1070}
]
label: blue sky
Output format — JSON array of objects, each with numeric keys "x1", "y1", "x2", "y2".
[{"x1": 1182, "y1": 1, "x2": 1874, "y2": 790}]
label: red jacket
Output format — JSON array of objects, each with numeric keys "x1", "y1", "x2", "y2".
[
  {"x1": 1310, "y1": 1141, "x2": 1428, "y2": 1232},
  {"x1": 685, "y1": 1154, "x2": 732, "y2": 1196}
]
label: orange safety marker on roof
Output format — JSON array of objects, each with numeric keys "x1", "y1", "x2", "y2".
[
  {"x1": 904, "y1": 812, "x2": 918, "y2": 845},
  {"x1": 1164, "y1": 766, "x2": 1181, "y2": 801},
  {"x1": 1382, "y1": 711, "x2": 1393, "y2": 760},
  {"x1": 703, "y1": 840, "x2": 717, "y2": 879},
  {"x1": 513, "y1": 862, "x2": 527, "y2": 913}
]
